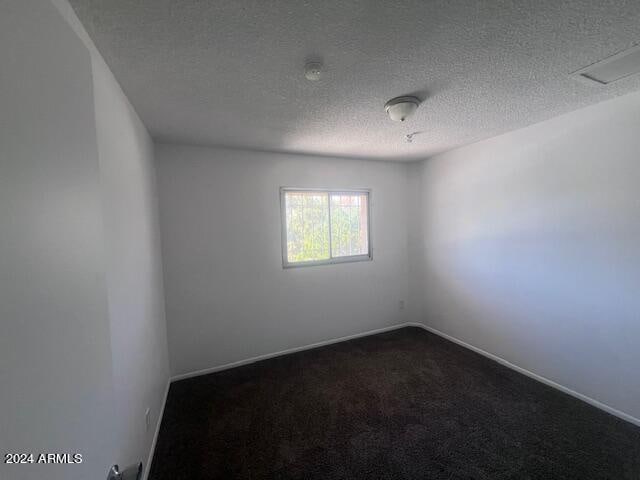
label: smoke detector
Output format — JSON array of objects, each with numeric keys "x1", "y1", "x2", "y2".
[
  {"x1": 384, "y1": 96, "x2": 420, "y2": 122},
  {"x1": 304, "y1": 62, "x2": 323, "y2": 81}
]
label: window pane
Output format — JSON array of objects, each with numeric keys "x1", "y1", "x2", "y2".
[
  {"x1": 285, "y1": 192, "x2": 330, "y2": 263},
  {"x1": 330, "y1": 193, "x2": 368, "y2": 258}
]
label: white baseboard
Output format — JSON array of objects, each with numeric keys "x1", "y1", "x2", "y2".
[
  {"x1": 142, "y1": 379, "x2": 171, "y2": 480},
  {"x1": 148, "y1": 319, "x2": 637, "y2": 480},
  {"x1": 171, "y1": 323, "x2": 419, "y2": 382},
  {"x1": 417, "y1": 323, "x2": 640, "y2": 427}
]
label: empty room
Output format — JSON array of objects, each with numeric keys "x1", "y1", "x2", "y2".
[{"x1": 2, "y1": 1, "x2": 640, "y2": 479}]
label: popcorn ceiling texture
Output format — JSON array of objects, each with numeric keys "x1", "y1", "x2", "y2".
[{"x1": 68, "y1": 0, "x2": 640, "y2": 160}]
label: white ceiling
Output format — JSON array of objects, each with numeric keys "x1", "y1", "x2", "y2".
[{"x1": 69, "y1": 0, "x2": 640, "y2": 160}]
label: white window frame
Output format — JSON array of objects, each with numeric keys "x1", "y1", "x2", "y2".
[{"x1": 280, "y1": 187, "x2": 373, "y2": 268}]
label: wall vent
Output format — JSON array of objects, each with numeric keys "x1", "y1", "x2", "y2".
[{"x1": 571, "y1": 45, "x2": 640, "y2": 85}]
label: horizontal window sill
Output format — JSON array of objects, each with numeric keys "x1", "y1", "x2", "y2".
[{"x1": 283, "y1": 254, "x2": 372, "y2": 269}]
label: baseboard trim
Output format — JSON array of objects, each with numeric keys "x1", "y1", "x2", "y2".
[
  {"x1": 417, "y1": 323, "x2": 640, "y2": 427},
  {"x1": 142, "y1": 378, "x2": 171, "y2": 480},
  {"x1": 167, "y1": 321, "x2": 638, "y2": 428},
  {"x1": 171, "y1": 323, "x2": 419, "y2": 383}
]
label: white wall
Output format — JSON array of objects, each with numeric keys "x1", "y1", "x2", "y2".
[
  {"x1": 156, "y1": 145, "x2": 412, "y2": 376},
  {"x1": 0, "y1": 1, "x2": 170, "y2": 479},
  {"x1": 92, "y1": 56, "x2": 170, "y2": 477},
  {"x1": 54, "y1": 1, "x2": 171, "y2": 469},
  {"x1": 0, "y1": 1, "x2": 115, "y2": 478},
  {"x1": 412, "y1": 90, "x2": 640, "y2": 422}
]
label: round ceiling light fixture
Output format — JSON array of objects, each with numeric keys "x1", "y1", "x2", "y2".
[
  {"x1": 384, "y1": 96, "x2": 420, "y2": 122},
  {"x1": 304, "y1": 62, "x2": 323, "y2": 81}
]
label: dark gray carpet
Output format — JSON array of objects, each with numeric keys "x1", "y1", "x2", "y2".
[{"x1": 149, "y1": 327, "x2": 640, "y2": 479}]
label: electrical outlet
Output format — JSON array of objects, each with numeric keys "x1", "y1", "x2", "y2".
[
  {"x1": 145, "y1": 408, "x2": 151, "y2": 431},
  {"x1": 399, "y1": 300, "x2": 405, "y2": 310}
]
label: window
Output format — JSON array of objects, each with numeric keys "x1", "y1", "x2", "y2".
[{"x1": 280, "y1": 188, "x2": 371, "y2": 267}]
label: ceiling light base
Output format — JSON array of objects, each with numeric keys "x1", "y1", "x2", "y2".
[{"x1": 384, "y1": 96, "x2": 420, "y2": 122}]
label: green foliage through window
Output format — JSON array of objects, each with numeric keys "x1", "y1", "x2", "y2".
[{"x1": 283, "y1": 190, "x2": 369, "y2": 265}]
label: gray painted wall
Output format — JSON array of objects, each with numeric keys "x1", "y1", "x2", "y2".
[
  {"x1": 155, "y1": 145, "x2": 412, "y2": 376},
  {"x1": 411, "y1": 91, "x2": 640, "y2": 422},
  {"x1": 1, "y1": 1, "x2": 170, "y2": 478}
]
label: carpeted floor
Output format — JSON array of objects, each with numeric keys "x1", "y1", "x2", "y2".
[{"x1": 149, "y1": 327, "x2": 640, "y2": 480}]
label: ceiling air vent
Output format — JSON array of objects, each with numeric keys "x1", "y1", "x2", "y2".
[{"x1": 572, "y1": 45, "x2": 640, "y2": 85}]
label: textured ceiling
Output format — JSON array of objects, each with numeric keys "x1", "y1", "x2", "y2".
[{"x1": 69, "y1": 0, "x2": 640, "y2": 160}]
